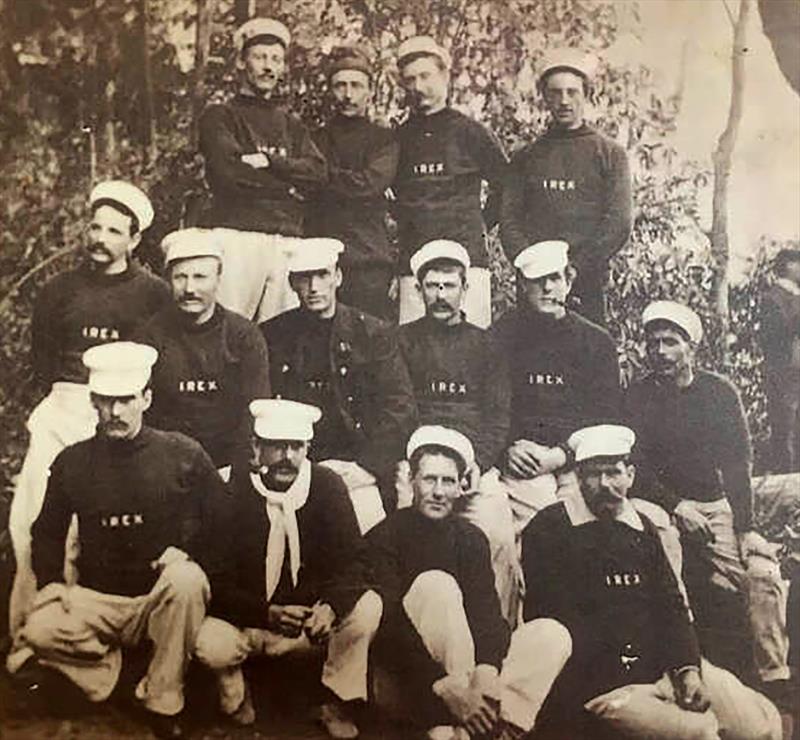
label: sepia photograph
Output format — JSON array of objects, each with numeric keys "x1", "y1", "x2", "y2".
[{"x1": 0, "y1": 0, "x2": 798, "y2": 737}]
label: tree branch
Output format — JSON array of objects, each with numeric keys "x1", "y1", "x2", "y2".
[{"x1": 0, "y1": 247, "x2": 76, "y2": 317}]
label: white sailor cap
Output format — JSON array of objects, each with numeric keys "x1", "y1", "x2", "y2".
[
  {"x1": 89, "y1": 180, "x2": 154, "y2": 232},
  {"x1": 162, "y1": 228, "x2": 223, "y2": 266},
  {"x1": 513, "y1": 240, "x2": 570, "y2": 280},
  {"x1": 642, "y1": 300, "x2": 703, "y2": 343},
  {"x1": 539, "y1": 49, "x2": 597, "y2": 85},
  {"x1": 83, "y1": 342, "x2": 158, "y2": 396},
  {"x1": 249, "y1": 399, "x2": 322, "y2": 441},
  {"x1": 568, "y1": 424, "x2": 636, "y2": 463},
  {"x1": 406, "y1": 425, "x2": 475, "y2": 471},
  {"x1": 410, "y1": 239, "x2": 471, "y2": 278},
  {"x1": 288, "y1": 238, "x2": 344, "y2": 273},
  {"x1": 397, "y1": 36, "x2": 451, "y2": 70},
  {"x1": 234, "y1": 17, "x2": 291, "y2": 55}
]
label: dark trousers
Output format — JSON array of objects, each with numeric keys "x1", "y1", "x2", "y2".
[
  {"x1": 339, "y1": 262, "x2": 397, "y2": 322},
  {"x1": 765, "y1": 372, "x2": 800, "y2": 473}
]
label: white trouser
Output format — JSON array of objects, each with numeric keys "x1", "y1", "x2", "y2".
[
  {"x1": 586, "y1": 658, "x2": 782, "y2": 740},
  {"x1": 398, "y1": 267, "x2": 492, "y2": 329},
  {"x1": 212, "y1": 229, "x2": 300, "y2": 323},
  {"x1": 680, "y1": 498, "x2": 790, "y2": 681},
  {"x1": 396, "y1": 465, "x2": 520, "y2": 625},
  {"x1": 386, "y1": 570, "x2": 572, "y2": 732},
  {"x1": 9, "y1": 382, "x2": 97, "y2": 636},
  {"x1": 195, "y1": 590, "x2": 383, "y2": 714},
  {"x1": 319, "y1": 459, "x2": 386, "y2": 535},
  {"x1": 13, "y1": 561, "x2": 209, "y2": 715}
]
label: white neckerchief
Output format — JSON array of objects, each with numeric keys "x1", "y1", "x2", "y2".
[
  {"x1": 564, "y1": 486, "x2": 644, "y2": 531},
  {"x1": 250, "y1": 460, "x2": 311, "y2": 600},
  {"x1": 776, "y1": 278, "x2": 800, "y2": 296}
]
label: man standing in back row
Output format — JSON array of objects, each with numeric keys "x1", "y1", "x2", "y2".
[
  {"x1": 199, "y1": 17, "x2": 327, "y2": 322},
  {"x1": 501, "y1": 51, "x2": 631, "y2": 325},
  {"x1": 310, "y1": 45, "x2": 399, "y2": 320},
  {"x1": 394, "y1": 36, "x2": 508, "y2": 328}
]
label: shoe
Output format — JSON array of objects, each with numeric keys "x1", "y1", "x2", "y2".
[
  {"x1": 9, "y1": 657, "x2": 89, "y2": 717},
  {"x1": 229, "y1": 680, "x2": 256, "y2": 726},
  {"x1": 319, "y1": 700, "x2": 359, "y2": 739},
  {"x1": 145, "y1": 711, "x2": 189, "y2": 739},
  {"x1": 427, "y1": 726, "x2": 470, "y2": 740}
]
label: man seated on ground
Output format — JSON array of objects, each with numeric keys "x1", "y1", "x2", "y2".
[
  {"x1": 368, "y1": 425, "x2": 571, "y2": 740},
  {"x1": 10, "y1": 342, "x2": 228, "y2": 739},
  {"x1": 195, "y1": 399, "x2": 381, "y2": 739},
  {"x1": 625, "y1": 300, "x2": 789, "y2": 685},
  {"x1": 520, "y1": 424, "x2": 781, "y2": 740},
  {"x1": 491, "y1": 240, "x2": 620, "y2": 537},
  {"x1": 260, "y1": 237, "x2": 417, "y2": 526},
  {"x1": 136, "y1": 228, "x2": 271, "y2": 475},
  {"x1": 398, "y1": 240, "x2": 516, "y2": 622}
]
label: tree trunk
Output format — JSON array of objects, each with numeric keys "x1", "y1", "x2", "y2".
[
  {"x1": 710, "y1": 0, "x2": 751, "y2": 327},
  {"x1": 192, "y1": 0, "x2": 217, "y2": 145},
  {"x1": 140, "y1": 0, "x2": 158, "y2": 163}
]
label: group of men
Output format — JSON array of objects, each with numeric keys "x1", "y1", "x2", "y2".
[{"x1": 4, "y1": 14, "x2": 793, "y2": 740}]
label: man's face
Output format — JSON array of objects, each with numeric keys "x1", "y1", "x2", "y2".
[
  {"x1": 290, "y1": 265, "x2": 341, "y2": 318},
  {"x1": 412, "y1": 452, "x2": 463, "y2": 521},
  {"x1": 419, "y1": 267, "x2": 466, "y2": 324},
  {"x1": 86, "y1": 205, "x2": 139, "y2": 272},
  {"x1": 331, "y1": 69, "x2": 370, "y2": 118},
  {"x1": 170, "y1": 256, "x2": 221, "y2": 322},
  {"x1": 400, "y1": 55, "x2": 449, "y2": 115},
  {"x1": 543, "y1": 70, "x2": 586, "y2": 130},
  {"x1": 252, "y1": 438, "x2": 309, "y2": 491},
  {"x1": 92, "y1": 389, "x2": 151, "y2": 441},
  {"x1": 784, "y1": 260, "x2": 800, "y2": 286},
  {"x1": 241, "y1": 41, "x2": 286, "y2": 96},
  {"x1": 522, "y1": 269, "x2": 571, "y2": 318},
  {"x1": 577, "y1": 458, "x2": 635, "y2": 520},
  {"x1": 645, "y1": 324, "x2": 693, "y2": 381}
]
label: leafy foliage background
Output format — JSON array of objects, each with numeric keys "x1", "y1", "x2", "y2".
[{"x1": 0, "y1": 0, "x2": 795, "y2": 563}]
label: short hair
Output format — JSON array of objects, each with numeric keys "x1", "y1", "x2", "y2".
[
  {"x1": 399, "y1": 51, "x2": 448, "y2": 74},
  {"x1": 538, "y1": 67, "x2": 591, "y2": 96},
  {"x1": 409, "y1": 444, "x2": 467, "y2": 478},
  {"x1": 91, "y1": 198, "x2": 140, "y2": 236},
  {"x1": 241, "y1": 34, "x2": 287, "y2": 59},
  {"x1": 418, "y1": 258, "x2": 467, "y2": 284},
  {"x1": 773, "y1": 248, "x2": 800, "y2": 277}
]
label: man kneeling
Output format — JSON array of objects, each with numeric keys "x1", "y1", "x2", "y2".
[
  {"x1": 195, "y1": 399, "x2": 381, "y2": 739},
  {"x1": 521, "y1": 424, "x2": 781, "y2": 740},
  {"x1": 368, "y1": 425, "x2": 570, "y2": 740}
]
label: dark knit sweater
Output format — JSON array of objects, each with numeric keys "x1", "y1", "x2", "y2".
[
  {"x1": 198, "y1": 94, "x2": 327, "y2": 234},
  {"x1": 492, "y1": 308, "x2": 621, "y2": 445},
  {"x1": 210, "y1": 463, "x2": 369, "y2": 628},
  {"x1": 399, "y1": 316, "x2": 510, "y2": 470},
  {"x1": 760, "y1": 281, "x2": 800, "y2": 381},
  {"x1": 501, "y1": 124, "x2": 631, "y2": 269},
  {"x1": 260, "y1": 304, "x2": 417, "y2": 478},
  {"x1": 135, "y1": 304, "x2": 271, "y2": 467},
  {"x1": 522, "y1": 503, "x2": 699, "y2": 704},
  {"x1": 308, "y1": 115, "x2": 399, "y2": 267},
  {"x1": 32, "y1": 427, "x2": 229, "y2": 597},
  {"x1": 31, "y1": 261, "x2": 171, "y2": 386},
  {"x1": 368, "y1": 508, "x2": 510, "y2": 671},
  {"x1": 624, "y1": 370, "x2": 754, "y2": 532},
  {"x1": 393, "y1": 107, "x2": 508, "y2": 271}
]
